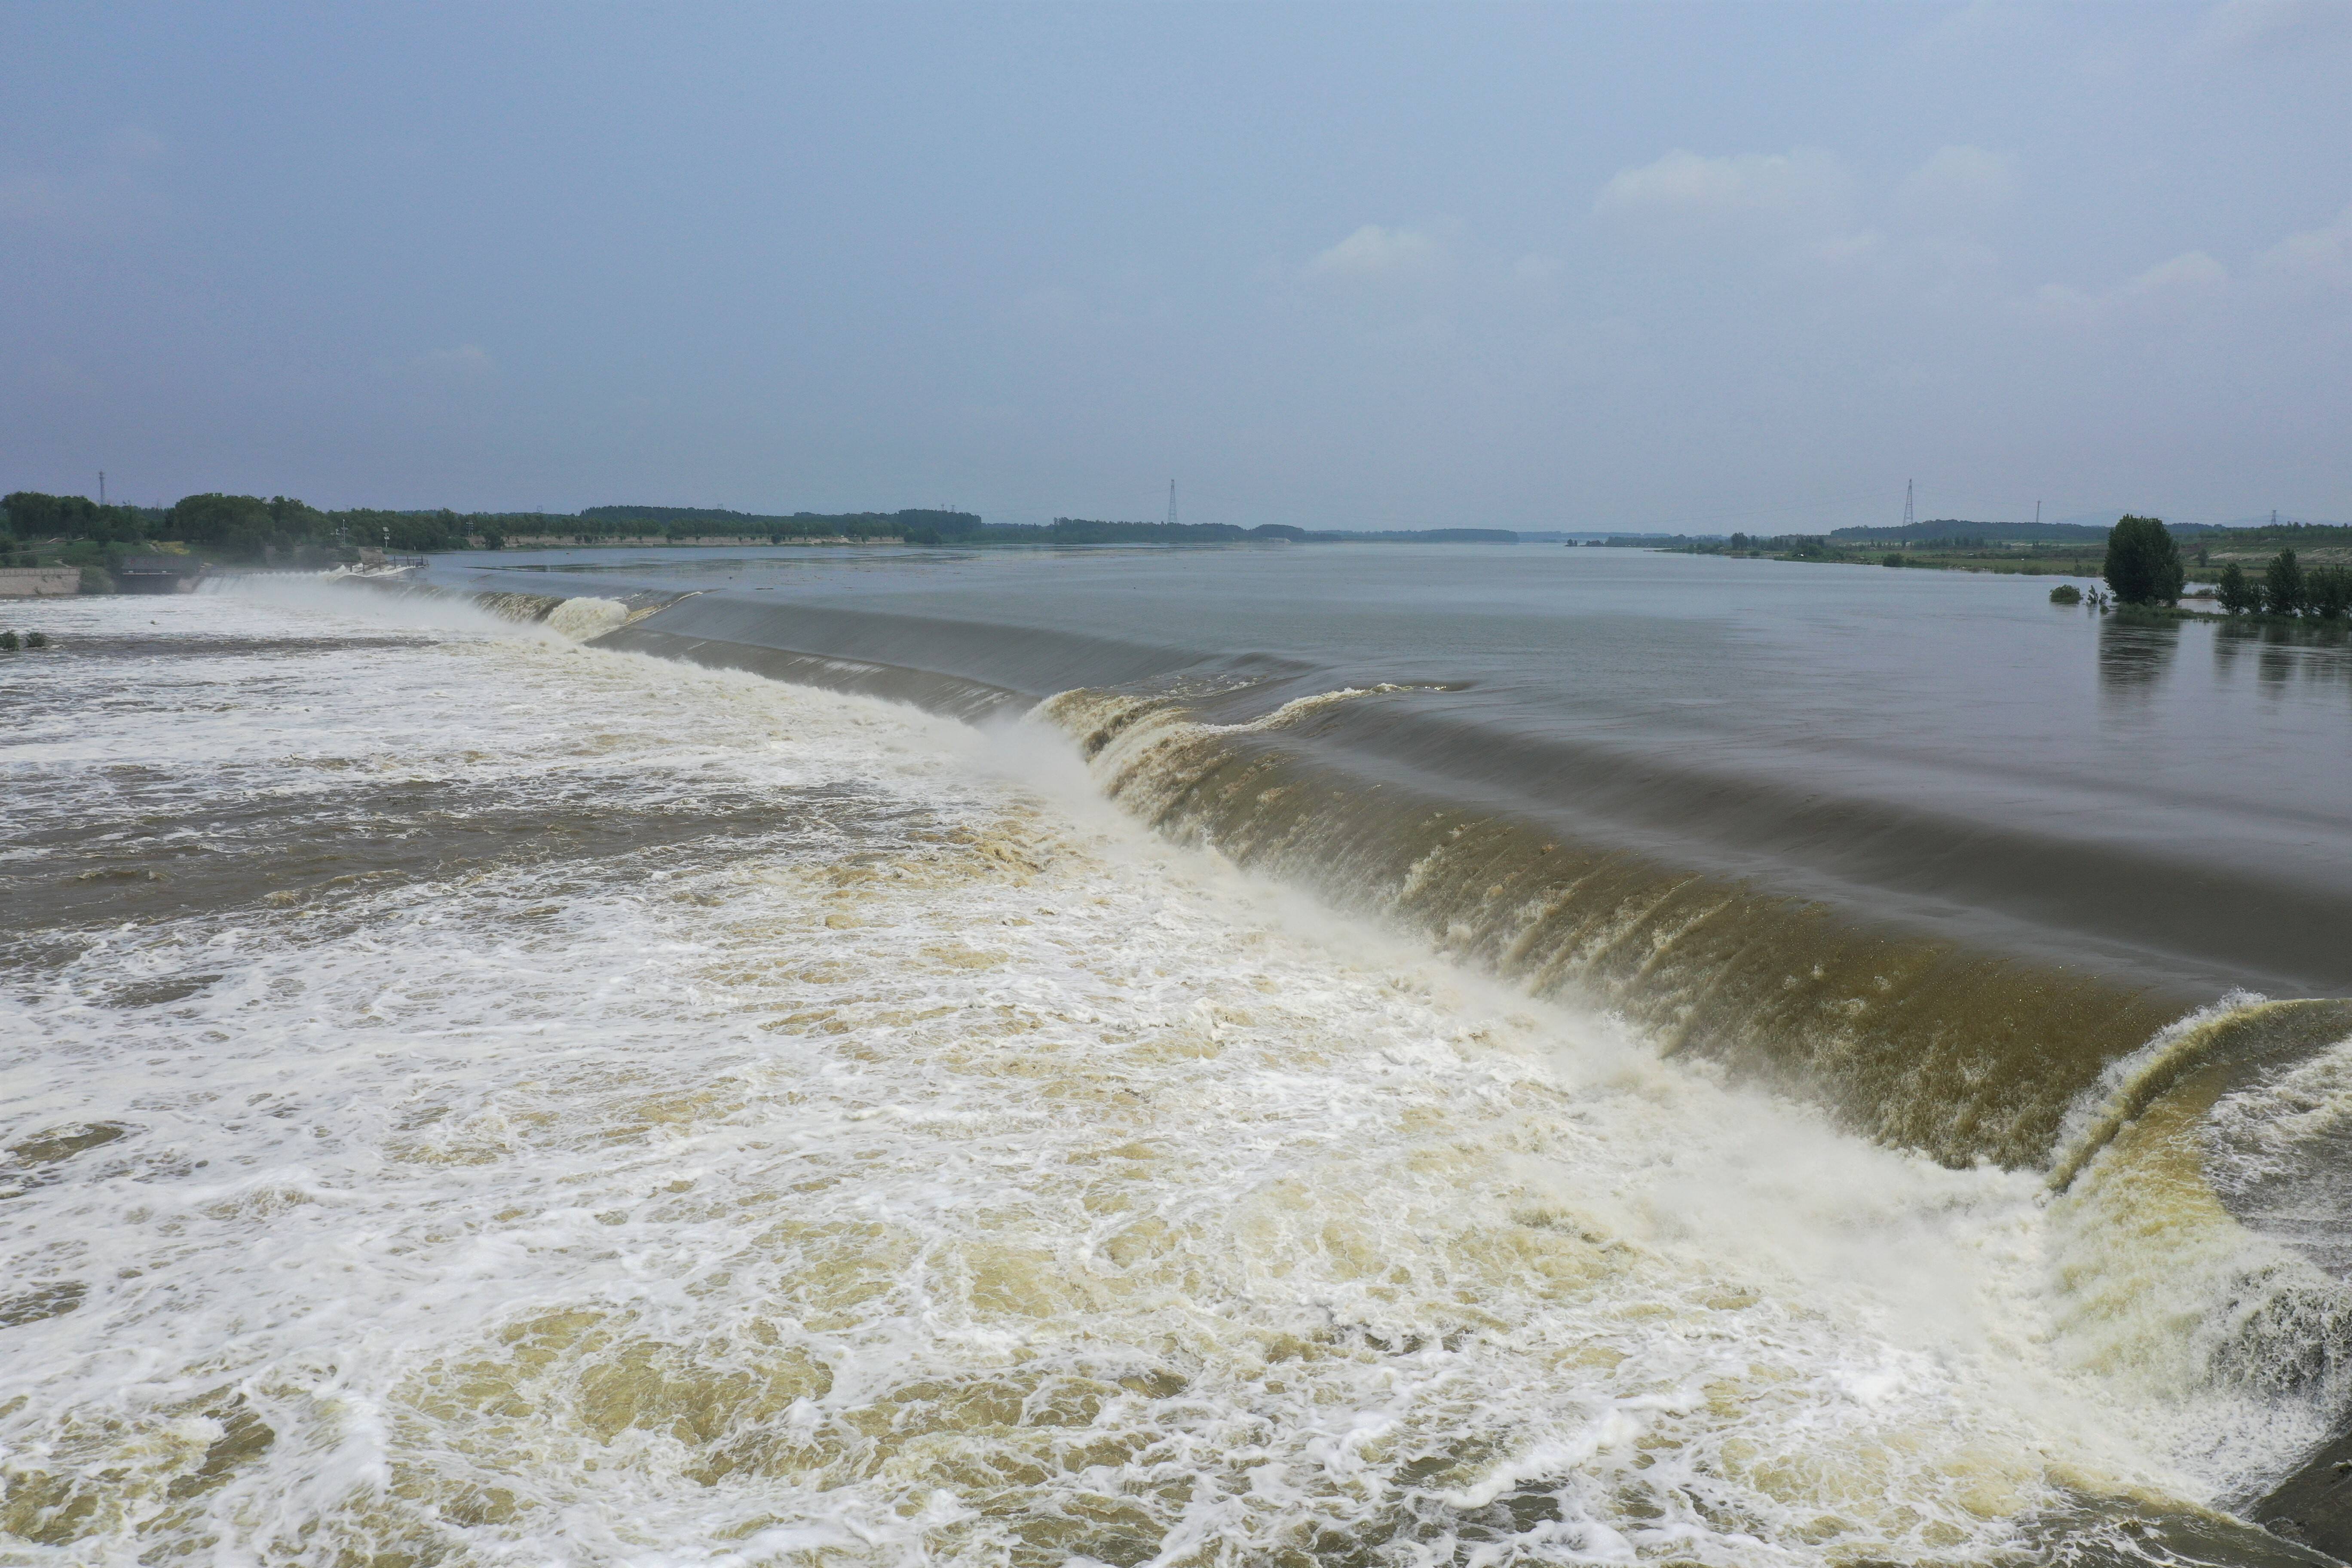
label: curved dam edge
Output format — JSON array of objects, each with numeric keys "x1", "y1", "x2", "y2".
[
  {"x1": 587, "y1": 590, "x2": 2352, "y2": 1560},
  {"x1": 381, "y1": 575, "x2": 2352, "y2": 1558},
  {"x1": 2053, "y1": 1000, "x2": 2352, "y2": 1563},
  {"x1": 591, "y1": 622, "x2": 1029, "y2": 723},
  {"x1": 1281, "y1": 697, "x2": 2352, "y2": 999},
  {"x1": 588, "y1": 589, "x2": 2352, "y2": 999},
  {"x1": 567, "y1": 590, "x2": 2205, "y2": 1175},
  {"x1": 569, "y1": 591, "x2": 2332, "y2": 1174},
  {"x1": 2048, "y1": 1000, "x2": 2352, "y2": 1193},
  {"x1": 1045, "y1": 686, "x2": 2201, "y2": 1172}
]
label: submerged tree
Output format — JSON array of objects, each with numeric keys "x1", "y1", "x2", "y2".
[
  {"x1": 2214, "y1": 562, "x2": 2259, "y2": 614},
  {"x1": 2102, "y1": 515, "x2": 2185, "y2": 605},
  {"x1": 2265, "y1": 549, "x2": 2306, "y2": 617},
  {"x1": 2309, "y1": 563, "x2": 2352, "y2": 621}
]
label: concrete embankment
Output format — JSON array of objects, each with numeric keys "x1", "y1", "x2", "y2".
[{"x1": 0, "y1": 568, "x2": 82, "y2": 597}]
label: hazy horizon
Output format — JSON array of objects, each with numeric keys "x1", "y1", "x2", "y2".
[{"x1": 3, "y1": 1, "x2": 2346, "y2": 533}]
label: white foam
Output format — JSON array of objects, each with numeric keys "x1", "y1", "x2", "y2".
[{"x1": 545, "y1": 596, "x2": 631, "y2": 641}]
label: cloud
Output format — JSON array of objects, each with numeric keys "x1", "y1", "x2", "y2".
[
  {"x1": 1305, "y1": 224, "x2": 1445, "y2": 279},
  {"x1": 1593, "y1": 148, "x2": 1852, "y2": 234},
  {"x1": 2187, "y1": 0, "x2": 2350, "y2": 59},
  {"x1": 2034, "y1": 250, "x2": 2229, "y2": 325},
  {"x1": 404, "y1": 343, "x2": 496, "y2": 380},
  {"x1": 1892, "y1": 146, "x2": 2015, "y2": 231},
  {"x1": 2126, "y1": 251, "x2": 2230, "y2": 298},
  {"x1": 2257, "y1": 204, "x2": 2352, "y2": 294}
]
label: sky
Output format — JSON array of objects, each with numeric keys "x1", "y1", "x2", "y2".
[{"x1": 2, "y1": 2, "x2": 2346, "y2": 533}]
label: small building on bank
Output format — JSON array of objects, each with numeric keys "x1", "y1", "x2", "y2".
[{"x1": 116, "y1": 555, "x2": 205, "y2": 594}]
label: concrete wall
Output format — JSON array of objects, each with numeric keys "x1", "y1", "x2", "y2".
[{"x1": 0, "y1": 567, "x2": 81, "y2": 597}]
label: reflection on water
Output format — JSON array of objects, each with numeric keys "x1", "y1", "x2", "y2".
[
  {"x1": 2097, "y1": 614, "x2": 2181, "y2": 699},
  {"x1": 2212, "y1": 616, "x2": 2352, "y2": 699}
]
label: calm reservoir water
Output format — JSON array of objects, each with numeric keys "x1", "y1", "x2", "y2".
[{"x1": 5, "y1": 543, "x2": 2349, "y2": 1566}]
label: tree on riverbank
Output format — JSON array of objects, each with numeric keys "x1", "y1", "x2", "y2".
[
  {"x1": 2214, "y1": 550, "x2": 2351, "y2": 620},
  {"x1": 2266, "y1": 549, "x2": 2306, "y2": 617},
  {"x1": 2103, "y1": 516, "x2": 2184, "y2": 605},
  {"x1": 2313, "y1": 564, "x2": 2352, "y2": 619}
]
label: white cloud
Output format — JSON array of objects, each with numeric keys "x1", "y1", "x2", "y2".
[
  {"x1": 1306, "y1": 224, "x2": 1445, "y2": 279},
  {"x1": 1812, "y1": 229, "x2": 1888, "y2": 268},
  {"x1": 2125, "y1": 250, "x2": 2230, "y2": 299},
  {"x1": 2188, "y1": 0, "x2": 2350, "y2": 59},
  {"x1": 1892, "y1": 146, "x2": 2015, "y2": 231},
  {"x1": 2256, "y1": 204, "x2": 2352, "y2": 293},
  {"x1": 2034, "y1": 250, "x2": 2229, "y2": 324},
  {"x1": 1593, "y1": 148, "x2": 1851, "y2": 233},
  {"x1": 404, "y1": 343, "x2": 496, "y2": 379}
]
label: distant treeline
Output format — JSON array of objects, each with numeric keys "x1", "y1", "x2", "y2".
[
  {"x1": 582, "y1": 505, "x2": 982, "y2": 542},
  {"x1": 0, "y1": 492, "x2": 482, "y2": 562},
  {"x1": 1603, "y1": 518, "x2": 2352, "y2": 555},
  {"x1": 2, "y1": 488, "x2": 1526, "y2": 564},
  {"x1": 1033, "y1": 520, "x2": 1517, "y2": 545},
  {"x1": 1838, "y1": 518, "x2": 2352, "y2": 548},
  {"x1": 2, "y1": 490, "x2": 591, "y2": 559},
  {"x1": 0, "y1": 491, "x2": 991, "y2": 561},
  {"x1": 1832, "y1": 519, "x2": 2112, "y2": 545},
  {"x1": 1025, "y1": 518, "x2": 1291, "y2": 544},
  {"x1": 2210, "y1": 521, "x2": 2352, "y2": 550},
  {"x1": 1310, "y1": 527, "x2": 1518, "y2": 544}
]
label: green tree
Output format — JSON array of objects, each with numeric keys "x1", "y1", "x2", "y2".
[
  {"x1": 3, "y1": 491, "x2": 148, "y2": 544},
  {"x1": 167, "y1": 493, "x2": 277, "y2": 557},
  {"x1": 2308, "y1": 564, "x2": 2352, "y2": 621},
  {"x1": 2264, "y1": 549, "x2": 2306, "y2": 616},
  {"x1": 2102, "y1": 515, "x2": 2184, "y2": 605},
  {"x1": 2214, "y1": 562, "x2": 2259, "y2": 614},
  {"x1": 267, "y1": 496, "x2": 325, "y2": 533}
]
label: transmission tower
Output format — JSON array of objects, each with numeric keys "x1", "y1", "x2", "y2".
[
  {"x1": 1902, "y1": 479, "x2": 1915, "y2": 533},
  {"x1": 1168, "y1": 479, "x2": 1178, "y2": 528}
]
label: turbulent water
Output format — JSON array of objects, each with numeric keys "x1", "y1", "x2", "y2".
[{"x1": 2, "y1": 565, "x2": 2348, "y2": 1566}]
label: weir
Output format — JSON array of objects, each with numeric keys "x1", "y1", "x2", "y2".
[
  {"x1": 449, "y1": 576, "x2": 2352, "y2": 1558},
  {"x1": 573, "y1": 588, "x2": 2286, "y2": 1170}
]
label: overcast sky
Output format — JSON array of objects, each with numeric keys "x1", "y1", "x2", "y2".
[{"x1": 3, "y1": 2, "x2": 2346, "y2": 531}]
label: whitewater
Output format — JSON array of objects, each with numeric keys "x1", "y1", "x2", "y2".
[{"x1": 0, "y1": 583, "x2": 2339, "y2": 1566}]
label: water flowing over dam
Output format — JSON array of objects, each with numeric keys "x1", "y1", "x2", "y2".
[{"x1": 6, "y1": 546, "x2": 2350, "y2": 1566}]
